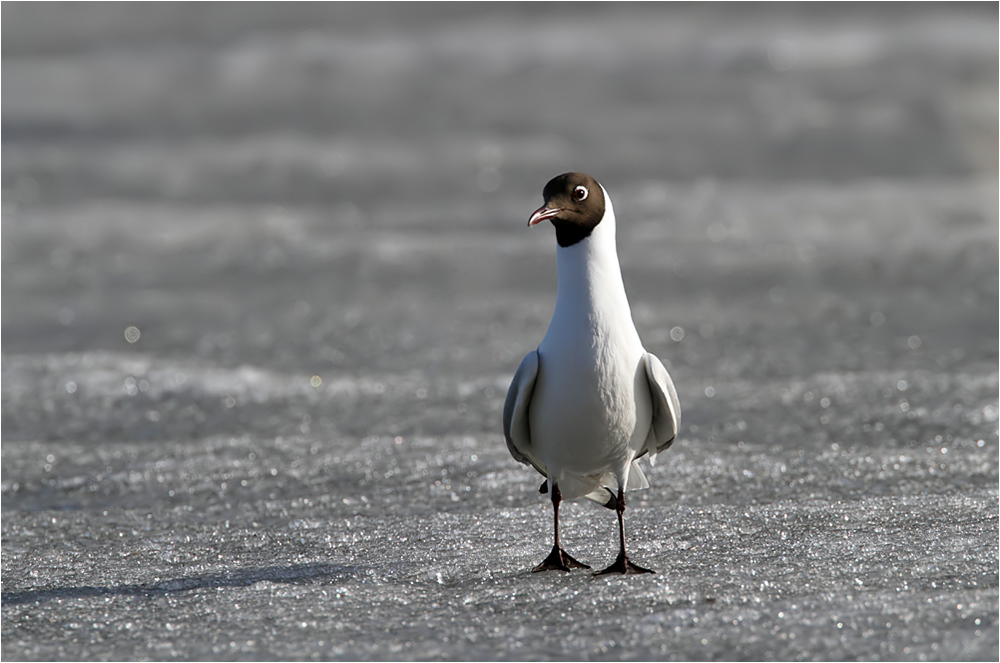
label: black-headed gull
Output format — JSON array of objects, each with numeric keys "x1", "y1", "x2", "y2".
[{"x1": 503, "y1": 172, "x2": 681, "y2": 575}]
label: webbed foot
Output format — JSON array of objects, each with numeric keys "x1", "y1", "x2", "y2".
[
  {"x1": 594, "y1": 551, "x2": 654, "y2": 575},
  {"x1": 532, "y1": 545, "x2": 591, "y2": 572}
]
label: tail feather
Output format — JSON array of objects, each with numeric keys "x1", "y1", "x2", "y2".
[
  {"x1": 580, "y1": 460, "x2": 650, "y2": 507},
  {"x1": 626, "y1": 461, "x2": 649, "y2": 490}
]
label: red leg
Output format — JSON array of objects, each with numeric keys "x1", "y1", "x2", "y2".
[
  {"x1": 595, "y1": 485, "x2": 654, "y2": 575},
  {"x1": 532, "y1": 483, "x2": 591, "y2": 572}
]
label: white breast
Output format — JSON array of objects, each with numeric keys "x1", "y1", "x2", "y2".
[{"x1": 528, "y1": 191, "x2": 652, "y2": 491}]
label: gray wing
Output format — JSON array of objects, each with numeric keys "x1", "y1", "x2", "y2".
[
  {"x1": 641, "y1": 352, "x2": 681, "y2": 456},
  {"x1": 502, "y1": 350, "x2": 540, "y2": 468}
]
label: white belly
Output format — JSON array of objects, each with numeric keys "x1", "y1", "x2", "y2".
[{"x1": 530, "y1": 334, "x2": 652, "y2": 481}]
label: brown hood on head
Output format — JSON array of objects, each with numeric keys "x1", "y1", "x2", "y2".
[{"x1": 528, "y1": 172, "x2": 606, "y2": 247}]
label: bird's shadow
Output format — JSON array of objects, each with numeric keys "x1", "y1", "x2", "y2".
[{"x1": 1, "y1": 563, "x2": 361, "y2": 606}]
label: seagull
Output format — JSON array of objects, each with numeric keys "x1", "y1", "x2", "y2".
[{"x1": 503, "y1": 172, "x2": 681, "y2": 575}]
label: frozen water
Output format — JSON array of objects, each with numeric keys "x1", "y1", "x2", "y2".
[{"x1": 3, "y1": 4, "x2": 998, "y2": 661}]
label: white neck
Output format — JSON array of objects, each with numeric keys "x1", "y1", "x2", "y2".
[{"x1": 543, "y1": 189, "x2": 640, "y2": 347}]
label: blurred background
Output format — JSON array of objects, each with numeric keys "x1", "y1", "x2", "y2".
[
  {"x1": 3, "y1": 2, "x2": 997, "y2": 373},
  {"x1": 2, "y1": 3, "x2": 997, "y2": 661}
]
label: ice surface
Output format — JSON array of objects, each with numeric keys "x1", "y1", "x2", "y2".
[{"x1": 3, "y1": 4, "x2": 998, "y2": 661}]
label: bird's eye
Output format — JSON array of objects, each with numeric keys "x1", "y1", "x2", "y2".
[{"x1": 573, "y1": 186, "x2": 589, "y2": 201}]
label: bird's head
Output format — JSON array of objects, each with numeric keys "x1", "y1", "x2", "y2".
[{"x1": 528, "y1": 172, "x2": 607, "y2": 247}]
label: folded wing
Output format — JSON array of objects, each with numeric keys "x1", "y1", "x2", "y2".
[
  {"x1": 641, "y1": 352, "x2": 681, "y2": 457},
  {"x1": 503, "y1": 350, "x2": 540, "y2": 469}
]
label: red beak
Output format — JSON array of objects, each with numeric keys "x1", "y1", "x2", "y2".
[{"x1": 528, "y1": 206, "x2": 561, "y2": 227}]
